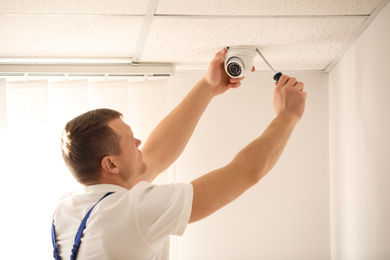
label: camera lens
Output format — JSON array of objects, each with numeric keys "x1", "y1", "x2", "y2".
[{"x1": 227, "y1": 62, "x2": 242, "y2": 77}]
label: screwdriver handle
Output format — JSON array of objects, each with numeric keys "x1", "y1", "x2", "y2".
[{"x1": 273, "y1": 72, "x2": 283, "y2": 82}]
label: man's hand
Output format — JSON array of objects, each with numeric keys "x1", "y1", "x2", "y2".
[
  {"x1": 203, "y1": 48, "x2": 255, "y2": 97},
  {"x1": 273, "y1": 75, "x2": 307, "y2": 123}
]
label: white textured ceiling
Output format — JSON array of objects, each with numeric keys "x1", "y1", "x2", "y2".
[{"x1": 0, "y1": 0, "x2": 388, "y2": 72}]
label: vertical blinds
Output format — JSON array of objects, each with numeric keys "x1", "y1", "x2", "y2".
[{"x1": 0, "y1": 76, "x2": 173, "y2": 258}]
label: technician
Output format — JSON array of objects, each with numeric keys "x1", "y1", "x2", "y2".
[{"x1": 51, "y1": 48, "x2": 307, "y2": 259}]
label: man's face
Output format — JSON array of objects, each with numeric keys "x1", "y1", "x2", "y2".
[{"x1": 108, "y1": 118, "x2": 147, "y2": 183}]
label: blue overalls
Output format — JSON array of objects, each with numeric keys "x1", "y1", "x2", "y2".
[{"x1": 51, "y1": 192, "x2": 115, "y2": 260}]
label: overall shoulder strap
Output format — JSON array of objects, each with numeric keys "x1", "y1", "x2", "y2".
[
  {"x1": 52, "y1": 220, "x2": 60, "y2": 260},
  {"x1": 52, "y1": 192, "x2": 115, "y2": 260}
]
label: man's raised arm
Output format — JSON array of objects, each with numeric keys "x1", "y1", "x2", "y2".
[
  {"x1": 134, "y1": 49, "x2": 253, "y2": 185},
  {"x1": 189, "y1": 75, "x2": 307, "y2": 223}
]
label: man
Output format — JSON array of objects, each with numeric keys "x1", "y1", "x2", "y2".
[{"x1": 52, "y1": 48, "x2": 306, "y2": 259}]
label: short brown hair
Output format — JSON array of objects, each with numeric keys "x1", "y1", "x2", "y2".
[{"x1": 61, "y1": 108, "x2": 123, "y2": 184}]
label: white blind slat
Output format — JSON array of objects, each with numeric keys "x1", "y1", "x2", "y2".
[
  {"x1": 0, "y1": 78, "x2": 6, "y2": 134},
  {"x1": 88, "y1": 79, "x2": 129, "y2": 122},
  {"x1": 6, "y1": 80, "x2": 48, "y2": 133}
]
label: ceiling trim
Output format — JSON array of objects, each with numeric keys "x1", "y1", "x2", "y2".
[
  {"x1": 0, "y1": 13, "x2": 370, "y2": 19},
  {"x1": 0, "y1": 13, "x2": 144, "y2": 18},
  {"x1": 154, "y1": 14, "x2": 370, "y2": 19},
  {"x1": 325, "y1": 0, "x2": 390, "y2": 72},
  {"x1": 131, "y1": 0, "x2": 159, "y2": 62}
]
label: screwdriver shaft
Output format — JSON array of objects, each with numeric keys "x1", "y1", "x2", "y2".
[
  {"x1": 256, "y1": 49, "x2": 276, "y2": 74},
  {"x1": 256, "y1": 48, "x2": 283, "y2": 82}
]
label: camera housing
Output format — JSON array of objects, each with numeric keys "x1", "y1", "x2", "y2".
[{"x1": 224, "y1": 46, "x2": 256, "y2": 78}]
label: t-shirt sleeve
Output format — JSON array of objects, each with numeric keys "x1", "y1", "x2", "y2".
[{"x1": 132, "y1": 182, "x2": 193, "y2": 246}]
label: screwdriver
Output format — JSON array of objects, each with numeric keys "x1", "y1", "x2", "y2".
[{"x1": 256, "y1": 48, "x2": 283, "y2": 82}]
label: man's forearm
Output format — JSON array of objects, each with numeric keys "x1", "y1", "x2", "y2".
[
  {"x1": 189, "y1": 114, "x2": 299, "y2": 222},
  {"x1": 141, "y1": 78, "x2": 214, "y2": 180},
  {"x1": 231, "y1": 114, "x2": 298, "y2": 183}
]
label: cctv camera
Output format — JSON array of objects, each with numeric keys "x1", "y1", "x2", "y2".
[{"x1": 224, "y1": 46, "x2": 256, "y2": 78}]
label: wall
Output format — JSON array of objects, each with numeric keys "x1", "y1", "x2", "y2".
[
  {"x1": 329, "y1": 2, "x2": 390, "y2": 259},
  {"x1": 172, "y1": 71, "x2": 330, "y2": 259}
]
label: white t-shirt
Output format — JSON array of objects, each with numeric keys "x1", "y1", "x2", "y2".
[{"x1": 52, "y1": 182, "x2": 193, "y2": 260}]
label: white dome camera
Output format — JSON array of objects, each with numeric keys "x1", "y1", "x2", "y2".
[{"x1": 224, "y1": 46, "x2": 256, "y2": 78}]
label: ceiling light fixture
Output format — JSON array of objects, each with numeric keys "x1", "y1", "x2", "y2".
[
  {"x1": 0, "y1": 58, "x2": 133, "y2": 65},
  {"x1": 0, "y1": 59, "x2": 175, "y2": 77}
]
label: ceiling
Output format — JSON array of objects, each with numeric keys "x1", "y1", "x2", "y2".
[{"x1": 0, "y1": 0, "x2": 389, "y2": 74}]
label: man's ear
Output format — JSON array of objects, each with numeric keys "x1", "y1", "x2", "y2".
[{"x1": 101, "y1": 156, "x2": 119, "y2": 174}]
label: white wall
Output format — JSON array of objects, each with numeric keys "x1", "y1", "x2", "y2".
[
  {"x1": 329, "y1": 2, "x2": 390, "y2": 260},
  {"x1": 172, "y1": 71, "x2": 330, "y2": 259}
]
